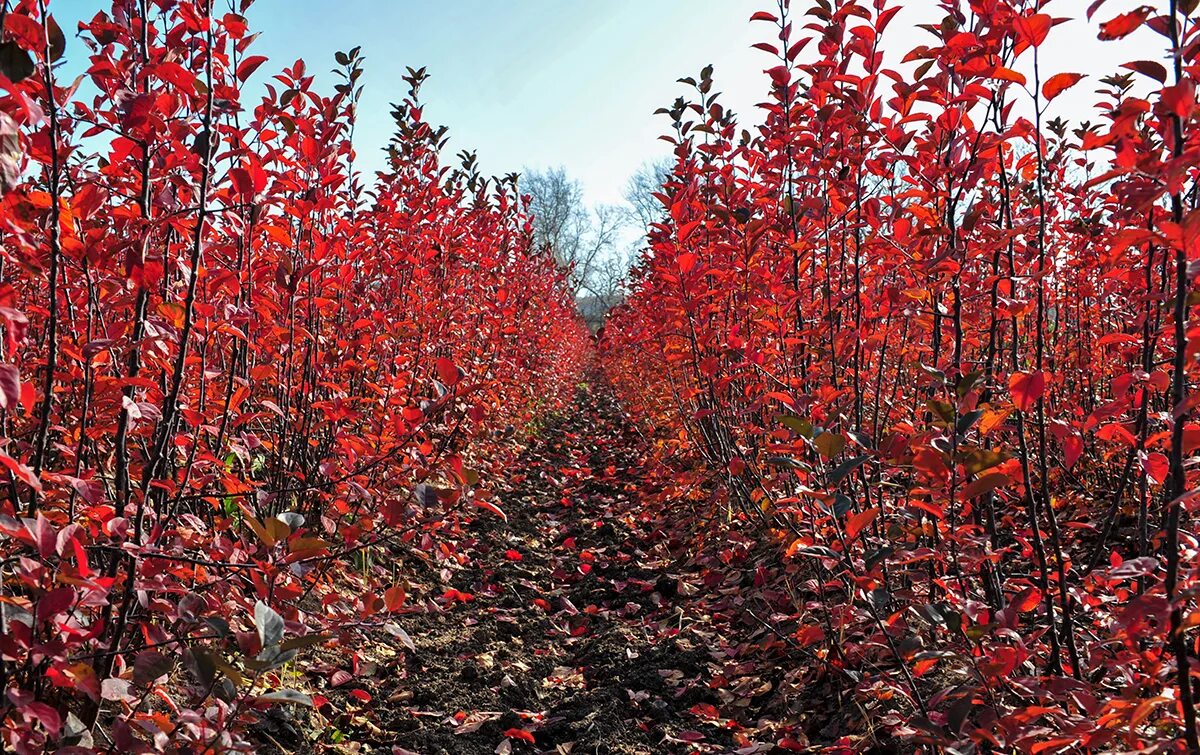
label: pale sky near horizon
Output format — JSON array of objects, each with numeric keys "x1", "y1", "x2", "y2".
[{"x1": 50, "y1": 0, "x2": 1166, "y2": 209}]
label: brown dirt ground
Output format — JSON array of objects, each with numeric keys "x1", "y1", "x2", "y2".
[{"x1": 250, "y1": 385, "x2": 865, "y2": 755}]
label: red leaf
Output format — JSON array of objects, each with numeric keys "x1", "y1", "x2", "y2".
[
  {"x1": 20, "y1": 702, "x2": 61, "y2": 736},
  {"x1": 1012, "y1": 586, "x2": 1042, "y2": 613},
  {"x1": 690, "y1": 702, "x2": 721, "y2": 720},
  {"x1": 1099, "y1": 6, "x2": 1152, "y2": 40},
  {"x1": 1008, "y1": 371, "x2": 1045, "y2": 412},
  {"x1": 0, "y1": 451, "x2": 41, "y2": 493},
  {"x1": 845, "y1": 507, "x2": 878, "y2": 541},
  {"x1": 3, "y1": 15, "x2": 41, "y2": 53},
  {"x1": 156, "y1": 62, "x2": 195, "y2": 93},
  {"x1": 383, "y1": 586, "x2": 406, "y2": 612},
  {"x1": 0, "y1": 363, "x2": 19, "y2": 409},
  {"x1": 236, "y1": 55, "x2": 269, "y2": 83},
  {"x1": 435, "y1": 356, "x2": 460, "y2": 386},
  {"x1": 1122, "y1": 60, "x2": 1167, "y2": 83},
  {"x1": 913, "y1": 448, "x2": 949, "y2": 481},
  {"x1": 962, "y1": 472, "x2": 1008, "y2": 499},
  {"x1": 1162, "y1": 81, "x2": 1197, "y2": 120},
  {"x1": 22, "y1": 514, "x2": 55, "y2": 558},
  {"x1": 37, "y1": 586, "x2": 75, "y2": 619},
  {"x1": 474, "y1": 499, "x2": 507, "y2": 522},
  {"x1": 1144, "y1": 451, "x2": 1169, "y2": 485},
  {"x1": 19, "y1": 380, "x2": 34, "y2": 416},
  {"x1": 223, "y1": 13, "x2": 248, "y2": 38},
  {"x1": 503, "y1": 728, "x2": 536, "y2": 744},
  {"x1": 1042, "y1": 73, "x2": 1084, "y2": 101},
  {"x1": 991, "y1": 66, "x2": 1026, "y2": 86},
  {"x1": 1012, "y1": 13, "x2": 1052, "y2": 47},
  {"x1": 1062, "y1": 433, "x2": 1084, "y2": 469},
  {"x1": 229, "y1": 167, "x2": 256, "y2": 197}
]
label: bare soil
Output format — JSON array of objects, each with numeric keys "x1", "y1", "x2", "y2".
[{"x1": 255, "y1": 385, "x2": 857, "y2": 754}]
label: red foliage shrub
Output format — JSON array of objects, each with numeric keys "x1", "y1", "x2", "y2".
[
  {"x1": 602, "y1": 1, "x2": 1200, "y2": 751},
  {"x1": 0, "y1": 1, "x2": 589, "y2": 751}
]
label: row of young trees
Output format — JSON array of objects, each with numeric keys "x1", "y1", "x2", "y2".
[
  {"x1": 602, "y1": 0, "x2": 1200, "y2": 751},
  {"x1": 0, "y1": 0, "x2": 590, "y2": 750}
]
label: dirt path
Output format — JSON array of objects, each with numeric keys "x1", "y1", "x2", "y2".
[
  {"x1": 261, "y1": 383, "x2": 838, "y2": 754},
  {"x1": 371, "y1": 385, "x2": 732, "y2": 754}
]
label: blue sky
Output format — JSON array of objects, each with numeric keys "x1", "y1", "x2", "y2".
[
  {"x1": 51, "y1": 0, "x2": 1164, "y2": 208},
  {"x1": 57, "y1": 0, "x2": 769, "y2": 207},
  {"x1": 239, "y1": 0, "x2": 768, "y2": 207}
]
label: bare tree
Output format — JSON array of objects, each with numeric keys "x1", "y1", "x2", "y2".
[
  {"x1": 520, "y1": 162, "x2": 671, "y2": 330},
  {"x1": 623, "y1": 158, "x2": 672, "y2": 233},
  {"x1": 579, "y1": 203, "x2": 628, "y2": 298},
  {"x1": 522, "y1": 167, "x2": 585, "y2": 266},
  {"x1": 521, "y1": 166, "x2": 626, "y2": 298}
]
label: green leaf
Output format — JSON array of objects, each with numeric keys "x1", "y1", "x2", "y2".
[
  {"x1": 256, "y1": 689, "x2": 313, "y2": 707},
  {"x1": 254, "y1": 601, "x2": 284, "y2": 648},
  {"x1": 47, "y1": 16, "x2": 65, "y2": 62},
  {"x1": 412, "y1": 482, "x2": 439, "y2": 506},
  {"x1": 766, "y1": 455, "x2": 804, "y2": 469},
  {"x1": 204, "y1": 616, "x2": 231, "y2": 638},
  {"x1": 870, "y1": 588, "x2": 891, "y2": 609},
  {"x1": 955, "y1": 409, "x2": 983, "y2": 436},
  {"x1": 960, "y1": 447, "x2": 1008, "y2": 475},
  {"x1": 792, "y1": 545, "x2": 841, "y2": 560},
  {"x1": 956, "y1": 370, "x2": 983, "y2": 398},
  {"x1": 919, "y1": 363, "x2": 946, "y2": 384},
  {"x1": 385, "y1": 622, "x2": 416, "y2": 652},
  {"x1": 828, "y1": 455, "x2": 869, "y2": 486},
  {"x1": 833, "y1": 493, "x2": 854, "y2": 517},
  {"x1": 865, "y1": 545, "x2": 894, "y2": 571},
  {"x1": 926, "y1": 399, "x2": 955, "y2": 424},
  {"x1": 0, "y1": 42, "x2": 35, "y2": 83},
  {"x1": 778, "y1": 414, "x2": 813, "y2": 438},
  {"x1": 846, "y1": 429, "x2": 875, "y2": 450},
  {"x1": 250, "y1": 645, "x2": 297, "y2": 671},
  {"x1": 814, "y1": 431, "x2": 846, "y2": 459},
  {"x1": 185, "y1": 648, "x2": 217, "y2": 689}
]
